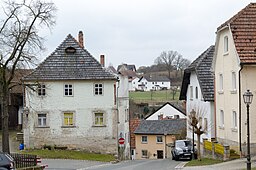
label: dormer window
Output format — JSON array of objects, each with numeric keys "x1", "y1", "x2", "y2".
[{"x1": 65, "y1": 47, "x2": 76, "y2": 54}]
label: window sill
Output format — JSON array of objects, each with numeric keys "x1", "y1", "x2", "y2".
[
  {"x1": 92, "y1": 125, "x2": 106, "y2": 127},
  {"x1": 36, "y1": 126, "x2": 50, "y2": 128},
  {"x1": 223, "y1": 52, "x2": 229, "y2": 56},
  {"x1": 230, "y1": 90, "x2": 237, "y2": 94},
  {"x1": 61, "y1": 125, "x2": 76, "y2": 128},
  {"x1": 156, "y1": 142, "x2": 163, "y2": 144},
  {"x1": 218, "y1": 91, "x2": 224, "y2": 94},
  {"x1": 231, "y1": 128, "x2": 238, "y2": 132},
  {"x1": 141, "y1": 142, "x2": 148, "y2": 144}
]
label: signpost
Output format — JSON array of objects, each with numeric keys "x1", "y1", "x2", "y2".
[{"x1": 119, "y1": 137, "x2": 125, "y2": 145}]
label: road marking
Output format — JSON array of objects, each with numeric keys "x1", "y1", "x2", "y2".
[{"x1": 175, "y1": 162, "x2": 187, "y2": 169}]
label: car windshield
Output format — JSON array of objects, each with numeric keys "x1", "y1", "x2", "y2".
[{"x1": 176, "y1": 141, "x2": 192, "y2": 148}]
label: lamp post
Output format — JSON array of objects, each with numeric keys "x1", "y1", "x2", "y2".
[
  {"x1": 243, "y1": 90, "x2": 253, "y2": 170},
  {"x1": 190, "y1": 109, "x2": 196, "y2": 159}
]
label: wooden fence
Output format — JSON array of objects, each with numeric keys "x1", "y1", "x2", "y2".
[{"x1": 10, "y1": 153, "x2": 38, "y2": 168}]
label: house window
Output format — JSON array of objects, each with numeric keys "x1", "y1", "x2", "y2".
[
  {"x1": 233, "y1": 111, "x2": 237, "y2": 128},
  {"x1": 152, "y1": 82, "x2": 154, "y2": 85},
  {"x1": 156, "y1": 136, "x2": 163, "y2": 143},
  {"x1": 204, "y1": 118, "x2": 208, "y2": 132},
  {"x1": 94, "y1": 112, "x2": 104, "y2": 126},
  {"x1": 142, "y1": 150, "x2": 148, "y2": 158},
  {"x1": 224, "y1": 36, "x2": 228, "y2": 53},
  {"x1": 162, "y1": 82, "x2": 164, "y2": 84},
  {"x1": 94, "y1": 83, "x2": 103, "y2": 95},
  {"x1": 63, "y1": 112, "x2": 74, "y2": 126},
  {"x1": 219, "y1": 74, "x2": 223, "y2": 92},
  {"x1": 38, "y1": 113, "x2": 47, "y2": 127},
  {"x1": 141, "y1": 136, "x2": 148, "y2": 143},
  {"x1": 195, "y1": 87, "x2": 198, "y2": 99},
  {"x1": 38, "y1": 84, "x2": 46, "y2": 96},
  {"x1": 64, "y1": 84, "x2": 73, "y2": 96},
  {"x1": 190, "y1": 86, "x2": 193, "y2": 100},
  {"x1": 232, "y1": 72, "x2": 236, "y2": 91},
  {"x1": 220, "y1": 110, "x2": 224, "y2": 128}
]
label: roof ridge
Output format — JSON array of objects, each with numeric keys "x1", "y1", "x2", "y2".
[{"x1": 217, "y1": 3, "x2": 254, "y2": 31}]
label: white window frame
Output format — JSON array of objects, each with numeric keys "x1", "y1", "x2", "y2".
[
  {"x1": 141, "y1": 136, "x2": 148, "y2": 143},
  {"x1": 224, "y1": 36, "x2": 228, "y2": 53},
  {"x1": 204, "y1": 118, "x2": 208, "y2": 132},
  {"x1": 190, "y1": 86, "x2": 193, "y2": 100},
  {"x1": 219, "y1": 74, "x2": 223, "y2": 93},
  {"x1": 195, "y1": 87, "x2": 198, "y2": 99},
  {"x1": 64, "y1": 84, "x2": 73, "y2": 96},
  {"x1": 156, "y1": 136, "x2": 163, "y2": 143},
  {"x1": 94, "y1": 83, "x2": 103, "y2": 95},
  {"x1": 141, "y1": 150, "x2": 148, "y2": 158},
  {"x1": 38, "y1": 113, "x2": 47, "y2": 127},
  {"x1": 62, "y1": 111, "x2": 75, "y2": 127},
  {"x1": 232, "y1": 111, "x2": 237, "y2": 129},
  {"x1": 93, "y1": 111, "x2": 106, "y2": 126},
  {"x1": 220, "y1": 110, "x2": 224, "y2": 128},
  {"x1": 38, "y1": 84, "x2": 46, "y2": 96},
  {"x1": 231, "y1": 72, "x2": 237, "y2": 92}
]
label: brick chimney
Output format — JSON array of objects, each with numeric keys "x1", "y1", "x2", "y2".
[
  {"x1": 100, "y1": 55, "x2": 105, "y2": 67},
  {"x1": 78, "y1": 31, "x2": 84, "y2": 48}
]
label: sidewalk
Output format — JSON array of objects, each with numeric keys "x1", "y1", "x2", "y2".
[{"x1": 177, "y1": 156, "x2": 256, "y2": 170}]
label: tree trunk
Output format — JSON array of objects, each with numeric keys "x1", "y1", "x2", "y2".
[
  {"x1": 1, "y1": 86, "x2": 10, "y2": 153},
  {"x1": 197, "y1": 133, "x2": 201, "y2": 161}
]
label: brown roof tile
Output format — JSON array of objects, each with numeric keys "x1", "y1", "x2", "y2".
[{"x1": 217, "y1": 3, "x2": 256, "y2": 64}]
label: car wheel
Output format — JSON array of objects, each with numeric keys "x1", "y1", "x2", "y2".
[
  {"x1": 175, "y1": 155, "x2": 179, "y2": 161},
  {"x1": 189, "y1": 155, "x2": 192, "y2": 161}
]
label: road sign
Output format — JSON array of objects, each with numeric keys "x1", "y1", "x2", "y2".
[{"x1": 119, "y1": 137, "x2": 125, "y2": 145}]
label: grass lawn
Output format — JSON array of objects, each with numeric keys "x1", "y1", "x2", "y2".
[
  {"x1": 20, "y1": 149, "x2": 116, "y2": 162},
  {"x1": 129, "y1": 90, "x2": 180, "y2": 103},
  {"x1": 185, "y1": 158, "x2": 223, "y2": 167}
]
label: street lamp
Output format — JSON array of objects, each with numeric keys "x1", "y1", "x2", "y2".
[
  {"x1": 243, "y1": 89, "x2": 253, "y2": 170},
  {"x1": 190, "y1": 109, "x2": 196, "y2": 159}
]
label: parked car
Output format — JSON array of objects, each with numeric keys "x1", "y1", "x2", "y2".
[
  {"x1": 0, "y1": 153, "x2": 15, "y2": 170},
  {"x1": 171, "y1": 140, "x2": 197, "y2": 161}
]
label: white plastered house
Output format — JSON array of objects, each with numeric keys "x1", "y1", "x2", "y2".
[{"x1": 23, "y1": 32, "x2": 120, "y2": 154}]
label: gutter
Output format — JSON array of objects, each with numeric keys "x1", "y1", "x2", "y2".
[{"x1": 238, "y1": 64, "x2": 243, "y2": 155}]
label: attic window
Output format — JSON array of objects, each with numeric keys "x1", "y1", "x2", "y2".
[{"x1": 65, "y1": 47, "x2": 76, "y2": 54}]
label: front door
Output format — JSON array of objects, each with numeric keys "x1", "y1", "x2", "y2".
[{"x1": 157, "y1": 150, "x2": 163, "y2": 159}]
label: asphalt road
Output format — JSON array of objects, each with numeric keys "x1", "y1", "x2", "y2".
[{"x1": 42, "y1": 159, "x2": 182, "y2": 170}]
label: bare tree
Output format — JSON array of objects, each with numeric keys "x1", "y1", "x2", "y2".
[
  {"x1": 174, "y1": 55, "x2": 191, "y2": 77},
  {"x1": 155, "y1": 51, "x2": 181, "y2": 86},
  {"x1": 188, "y1": 108, "x2": 208, "y2": 161},
  {"x1": 0, "y1": 0, "x2": 56, "y2": 153}
]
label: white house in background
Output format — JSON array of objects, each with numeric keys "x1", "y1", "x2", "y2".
[
  {"x1": 131, "y1": 77, "x2": 140, "y2": 91},
  {"x1": 136, "y1": 75, "x2": 170, "y2": 91},
  {"x1": 23, "y1": 31, "x2": 120, "y2": 155},
  {"x1": 179, "y1": 45, "x2": 215, "y2": 142},
  {"x1": 145, "y1": 102, "x2": 185, "y2": 120}
]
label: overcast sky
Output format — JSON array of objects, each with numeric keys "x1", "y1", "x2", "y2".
[{"x1": 40, "y1": 0, "x2": 253, "y2": 69}]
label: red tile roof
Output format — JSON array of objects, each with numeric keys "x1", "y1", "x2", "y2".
[{"x1": 217, "y1": 3, "x2": 256, "y2": 64}]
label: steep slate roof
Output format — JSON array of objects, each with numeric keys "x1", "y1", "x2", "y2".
[
  {"x1": 24, "y1": 34, "x2": 116, "y2": 81},
  {"x1": 217, "y1": 3, "x2": 256, "y2": 64},
  {"x1": 180, "y1": 45, "x2": 215, "y2": 101},
  {"x1": 134, "y1": 119, "x2": 186, "y2": 135}
]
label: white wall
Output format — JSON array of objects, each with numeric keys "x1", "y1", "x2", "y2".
[
  {"x1": 24, "y1": 80, "x2": 118, "y2": 154},
  {"x1": 146, "y1": 103, "x2": 185, "y2": 120},
  {"x1": 186, "y1": 72, "x2": 215, "y2": 142}
]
